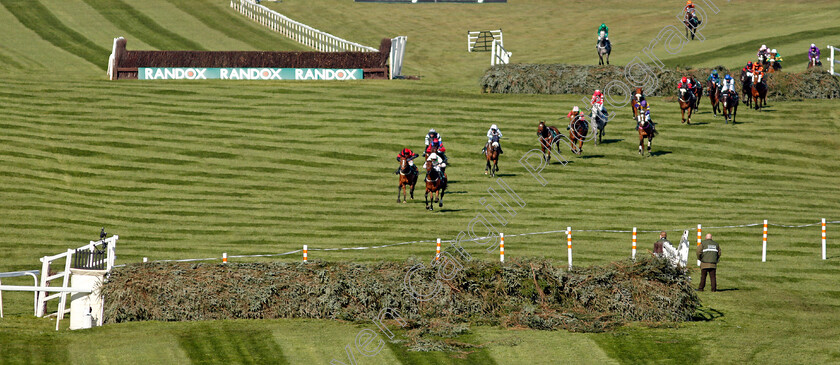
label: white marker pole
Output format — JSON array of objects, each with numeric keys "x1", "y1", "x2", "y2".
[
  {"x1": 697, "y1": 224, "x2": 702, "y2": 266},
  {"x1": 500, "y1": 233, "x2": 505, "y2": 263},
  {"x1": 567, "y1": 227, "x2": 572, "y2": 270},
  {"x1": 762, "y1": 220, "x2": 768, "y2": 262},
  {"x1": 822, "y1": 218, "x2": 827, "y2": 260},
  {"x1": 303, "y1": 245, "x2": 308, "y2": 263},
  {"x1": 222, "y1": 252, "x2": 227, "y2": 264},
  {"x1": 436, "y1": 238, "x2": 441, "y2": 261},
  {"x1": 632, "y1": 227, "x2": 637, "y2": 261}
]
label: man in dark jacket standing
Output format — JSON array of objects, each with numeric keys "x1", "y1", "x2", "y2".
[{"x1": 697, "y1": 233, "x2": 721, "y2": 292}]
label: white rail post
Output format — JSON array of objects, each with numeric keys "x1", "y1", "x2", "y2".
[
  {"x1": 697, "y1": 224, "x2": 702, "y2": 266},
  {"x1": 567, "y1": 227, "x2": 572, "y2": 270},
  {"x1": 500, "y1": 233, "x2": 505, "y2": 263},
  {"x1": 37, "y1": 257, "x2": 49, "y2": 317},
  {"x1": 822, "y1": 218, "x2": 827, "y2": 260},
  {"x1": 632, "y1": 227, "x2": 637, "y2": 261},
  {"x1": 762, "y1": 220, "x2": 768, "y2": 262},
  {"x1": 303, "y1": 245, "x2": 308, "y2": 263},
  {"x1": 435, "y1": 238, "x2": 441, "y2": 261}
]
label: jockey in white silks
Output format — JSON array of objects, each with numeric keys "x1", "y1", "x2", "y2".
[
  {"x1": 483, "y1": 124, "x2": 503, "y2": 154},
  {"x1": 426, "y1": 153, "x2": 446, "y2": 179}
]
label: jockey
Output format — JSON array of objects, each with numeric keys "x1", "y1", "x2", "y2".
[
  {"x1": 395, "y1": 148, "x2": 419, "y2": 175},
  {"x1": 721, "y1": 74, "x2": 737, "y2": 98},
  {"x1": 770, "y1": 49, "x2": 782, "y2": 63},
  {"x1": 426, "y1": 152, "x2": 446, "y2": 180},
  {"x1": 483, "y1": 124, "x2": 503, "y2": 154},
  {"x1": 706, "y1": 69, "x2": 721, "y2": 88},
  {"x1": 809, "y1": 44, "x2": 821, "y2": 65},
  {"x1": 425, "y1": 137, "x2": 442, "y2": 156},
  {"x1": 597, "y1": 23, "x2": 609, "y2": 45},
  {"x1": 590, "y1": 89, "x2": 605, "y2": 111},
  {"x1": 635, "y1": 99, "x2": 651, "y2": 122},
  {"x1": 751, "y1": 62, "x2": 765, "y2": 83},
  {"x1": 424, "y1": 128, "x2": 441, "y2": 148},
  {"x1": 684, "y1": 0, "x2": 696, "y2": 20},
  {"x1": 677, "y1": 76, "x2": 693, "y2": 98},
  {"x1": 757, "y1": 44, "x2": 769, "y2": 62},
  {"x1": 567, "y1": 105, "x2": 582, "y2": 121}
]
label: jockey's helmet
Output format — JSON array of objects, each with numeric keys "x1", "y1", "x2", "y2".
[
  {"x1": 594, "y1": 89, "x2": 601, "y2": 96},
  {"x1": 572, "y1": 106, "x2": 579, "y2": 112},
  {"x1": 711, "y1": 69, "x2": 718, "y2": 75},
  {"x1": 402, "y1": 148, "x2": 411, "y2": 156},
  {"x1": 725, "y1": 74, "x2": 732, "y2": 80},
  {"x1": 686, "y1": 0, "x2": 691, "y2": 5},
  {"x1": 491, "y1": 124, "x2": 497, "y2": 130},
  {"x1": 429, "y1": 128, "x2": 436, "y2": 134},
  {"x1": 811, "y1": 43, "x2": 816, "y2": 48},
  {"x1": 747, "y1": 61, "x2": 753, "y2": 67},
  {"x1": 681, "y1": 77, "x2": 687, "y2": 83},
  {"x1": 761, "y1": 44, "x2": 767, "y2": 50},
  {"x1": 771, "y1": 49, "x2": 777, "y2": 54}
]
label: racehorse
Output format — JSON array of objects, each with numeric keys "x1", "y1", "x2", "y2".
[
  {"x1": 678, "y1": 87, "x2": 695, "y2": 124},
  {"x1": 485, "y1": 137, "x2": 499, "y2": 177},
  {"x1": 537, "y1": 121, "x2": 563, "y2": 163},
  {"x1": 636, "y1": 113, "x2": 657, "y2": 156},
  {"x1": 691, "y1": 78, "x2": 703, "y2": 110},
  {"x1": 596, "y1": 31, "x2": 611, "y2": 65},
  {"x1": 397, "y1": 156, "x2": 418, "y2": 203},
  {"x1": 720, "y1": 89, "x2": 738, "y2": 124},
  {"x1": 423, "y1": 160, "x2": 446, "y2": 211},
  {"x1": 707, "y1": 80, "x2": 720, "y2": 117},
  {"x1": 750, "y1": 73, "x2": 768, "y2": 110},
  {"x1": 684, "y1": 13, "x2": 701, "y2": 40},
  {"x1": 740, "y1": 70, "x2": 752, "y2": 108},
  {"x1": 590, "y1": 105, "x2": 608, "y2": 145},
  {"x1": 631, "y1": 88, "x2": 644, "y2": 119},
  {"x1": 568, "y1": 115, "x2": 588, "y2": 155}
]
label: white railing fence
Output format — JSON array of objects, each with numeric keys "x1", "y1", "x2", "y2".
[
  {"x1": 36, "y1": 236, "x2": 117, "y2": 319},
  {"x1": 828, "y1": 45, "x2": 839, "y2": 77},
  {"x1": 468, "y1": 29, "x2": 503, "y2": 52},
  {"x1": 389, "y1": 36, "x2": 407, "y2": 79},
  {"x1": 491, "y1": 39, "x2": 511, "y2": 66},
  {"x1": 230, "y1": 0, "x2": 378, "y2": 53}
]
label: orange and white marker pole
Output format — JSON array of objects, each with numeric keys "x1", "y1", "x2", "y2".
[
  {"x1": 822, "y1": 218, "x2": 827, "y2": 260},
  {"x1": 567, "y1": 227, "x2": 572, "y2": 270},
  {"x1": 436, "y1": 238, "x2": 441, "y2": 261},
  {"x1": 500, "y1": 233, "x2": 505, "y2": 263},
  {"x1": 303, "y1": 245, "x2": 308, "y2": 263},
  {"x1": 632, "y1": 227, "x2": 637, "y2": 261},
  {"x1": 222, "y1": 252, "x2": 228, "y2": 264},
  {"x1": 762, "y1": 220, "x2": 768, "y2": 262},
  {"x1": 697, "y1": 224, "x2": 702, "y2": 266}
]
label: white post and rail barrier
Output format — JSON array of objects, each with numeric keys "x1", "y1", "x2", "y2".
[
  {"x1": 828, "y1": 45, "x2": 839, "y2": 77},
  {"x1": 490, "y1": 39, "x2": 511, "y2": 66}
]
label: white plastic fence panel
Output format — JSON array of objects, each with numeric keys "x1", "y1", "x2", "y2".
[
  {"x1": 389, "y1": 36, "x2": 407, "y2": 79},
  {"x1": 468, "y1": 29, "x2": 502, "y2": 52},
  {"x1": 491, "y1": 39, "x2": 511, "y2": 66}
]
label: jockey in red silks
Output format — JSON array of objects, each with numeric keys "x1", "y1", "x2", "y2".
[
  {"x1": 425, "y1": 137, "x2": 442, "y2": 156},
  {"x1": 395, "y1": 148, "x2": 419, "y2": 175},
  {"x1": 677, "y1": 76, "x2": 693, "y2": 93}
]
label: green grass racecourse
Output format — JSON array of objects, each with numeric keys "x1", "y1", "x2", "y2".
[{"x1": 1, "y1": 0, "x2": 839, "y2": 363}]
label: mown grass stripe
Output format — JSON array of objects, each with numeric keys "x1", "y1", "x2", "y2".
[
  {"x1": 0, "y1": 0, "x2": 107, "y2": 70},
  {"x1": 81, "y1": 0, "x2": 205, "y2": 51}
]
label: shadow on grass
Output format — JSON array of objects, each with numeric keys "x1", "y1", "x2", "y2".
[
  {"x1": 597, "y1": 138, "x2": 624, "y2": 144},
  {"x1": 715, "y1": 288, "x2": 739, "y2": 292},
  {"x1": 494, "y1": 173, "x2": 517, "y2": 177},
  {"x1": 437, "y1": 208, "x2": 464, "y2": 213},
  {"x1": 579, "y1": 154, "x2": 605, "y2": 159},
  {"x1": 692, "y1": 307, "x2": 725, "y2": 322},
  {"x1": 650, "y1": 150, "x2": 672, "y2": 157}
]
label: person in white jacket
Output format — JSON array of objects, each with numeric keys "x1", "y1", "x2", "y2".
[{"x1": 482, "y1": 124, "x2": 503, "y2": 154}]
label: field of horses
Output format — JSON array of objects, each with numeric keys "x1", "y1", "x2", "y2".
[{"x1": 1, "y1": 0, "x2": 839, "y2": 364}]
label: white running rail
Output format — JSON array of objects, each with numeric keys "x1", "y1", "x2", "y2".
[
  {"x1": 828, "y1": 45, "x2": 839, "y2": 77},
  {"x1": 230, "y1": 0, "x2": 378, "y2": 53},
  {"x1": 468, "y1": 29, "x2": 503, "y2": 52},
  {"x1": 491, "y1": 39, "x2": 511, "y2": 66}
]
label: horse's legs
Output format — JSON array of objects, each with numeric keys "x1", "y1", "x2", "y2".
[
  {"x1": 425, "y1": 190, "x2": 430, "y2": 210},
  {"x1": 485, "y1": 159, "x2": 490, "y2": 175},
  {"x1": 639, "y1": 135, "x2": 644, "y2": 155},
  {"x1": 410, "y1": 183, "x2": 415, "y2": 200},
  {"x1": 647, "y1": 137, "x2": 652, "y2": 152},
  {"x1": 398, "y1": 184, "x2": 402, "y2": 203},
  {"x1": 438, "y1": 189, "x2": 445, "y2": 208}
]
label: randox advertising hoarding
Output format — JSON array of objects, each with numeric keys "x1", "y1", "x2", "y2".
[{"x1": 138, "y1": 68, "x2": 364, "y2": 80}]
